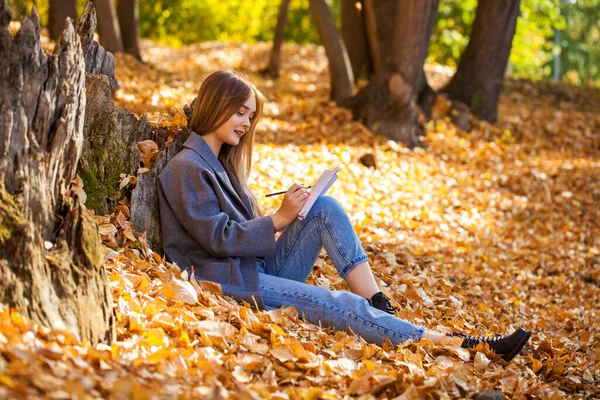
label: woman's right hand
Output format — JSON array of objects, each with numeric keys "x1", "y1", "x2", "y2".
[{"x1": 271, "y1": 183, "x2": 310, "y2": 231}]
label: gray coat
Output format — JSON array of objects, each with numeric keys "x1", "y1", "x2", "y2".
[{"x1": 157, "y1": 133, "x2": 276, "y2": 307}]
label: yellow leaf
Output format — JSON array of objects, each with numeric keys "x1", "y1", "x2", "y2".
[
  {"x1": 146, "y1": 328, "x2": 167, "y2": 347},
  {"x1": 0, "y1": 374, "x2": 15, "y2": 388}
]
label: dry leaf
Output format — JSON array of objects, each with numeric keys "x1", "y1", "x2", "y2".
[{"x1": 165, "y1": 279, "x2": 198, "y2": 305}]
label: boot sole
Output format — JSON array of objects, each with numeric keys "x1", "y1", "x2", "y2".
[{"x1": 502, "y1": 330, "x2": 532, "y2": 362}]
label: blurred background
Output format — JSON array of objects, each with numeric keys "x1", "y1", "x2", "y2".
[{"x1": 8, "y1": 0, "x2": 600, "y2": 87}]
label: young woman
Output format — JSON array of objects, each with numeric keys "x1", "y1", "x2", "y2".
[{"x1": 158, "y1": 70, "x2": 531, "y2": 362}]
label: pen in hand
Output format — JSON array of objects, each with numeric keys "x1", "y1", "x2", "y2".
[{"x1": 265, "y1": 186, "x2": 312, "y2": 197}]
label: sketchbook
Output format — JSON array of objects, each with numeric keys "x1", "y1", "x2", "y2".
[{"x1": 297, "y1": 167, "x2": 339, "y2": 220}]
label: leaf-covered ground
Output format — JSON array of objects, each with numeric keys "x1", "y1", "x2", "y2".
[{"x1": 1, "y1": 41, "x2": 599, "y2": 399}]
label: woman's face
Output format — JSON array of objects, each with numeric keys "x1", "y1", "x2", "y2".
[{"x1": 209, "y1": 94, "x2": 257, "y2": 151}]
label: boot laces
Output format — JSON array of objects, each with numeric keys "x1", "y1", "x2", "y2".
[{"x1": 463, "y1": 334, "x2": 503, "y2": 345}]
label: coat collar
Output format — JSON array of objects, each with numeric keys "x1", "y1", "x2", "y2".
[{"x1": 183, "y1": 133, "x2": 254, "y2": 219}]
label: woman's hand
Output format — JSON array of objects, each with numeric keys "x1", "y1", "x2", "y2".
[{"x1": 271, "y1": 183, "x2": 310, "y2": 231}]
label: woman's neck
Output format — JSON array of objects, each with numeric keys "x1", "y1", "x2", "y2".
[{"x1": 201, "y1": 132, "x2": 222, "y2": 156}]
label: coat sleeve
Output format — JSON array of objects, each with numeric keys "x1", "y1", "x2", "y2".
[{"x1": 159, "y1": 158, "x2": 276, "y2": 258}]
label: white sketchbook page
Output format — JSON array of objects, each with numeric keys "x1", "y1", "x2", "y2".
[{"x1": 297, "y1": 167, "x2": 339, "y2": 219}]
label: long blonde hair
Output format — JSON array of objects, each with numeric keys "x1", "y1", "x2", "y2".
[{"x1": 189, "y1": 70, "x2": 264, "y2": 217}]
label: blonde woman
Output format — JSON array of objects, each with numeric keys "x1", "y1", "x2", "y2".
[{"x1": 158, "y1": 70, "x2": 531, "y2": 362}]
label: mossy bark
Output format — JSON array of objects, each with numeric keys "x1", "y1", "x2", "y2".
[
  {"x1": 0, "y1": 1, "x2": 114, "y2": 344},
  {"x1": 78, "y1": 71, "x2": 170, "y2": 216}
]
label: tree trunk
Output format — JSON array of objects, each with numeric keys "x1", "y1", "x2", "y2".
[
  {"x1": 0, "y1": 1, "x2": 114, "y2": 344},
  {"x1": 418, "y1": 69, "x2": 436, "y2": 118},
  {"x1": 341, "y1": 0, "x2": 372, "y2": 81},
  {"x1": 362, "y1": 0, "x2": 396, "y2": 74},
  {"x1": 350, "y1": 0, "x2": 439, "y2": 147},
  {"x1": 309, "y1": 0, "x2": 354, "y2": 104},
  {"x1": 262, "y1": 0, "x2": 291, "y2": 79},
  {"x1": 416, "y1": 3, "x2": 439, "y2": 118},
  {"x1": 92, "y1": 0, "x2": 123, "y2": 53},
  {"x1": 442, "y1": 0, "x2": 520, "y2": 122},
  {"x1": 116, "y1": 0, "x2": 142, "y2": 60},
  {"x1": 79, "y1": 74, "x2": 167, "y2": 215},
  {"x1": 48, "y1": 0, "x2": 77, "y2": 40},
  {"x1": 131, "y1": 127, "x2": 191, "y2": 253}
]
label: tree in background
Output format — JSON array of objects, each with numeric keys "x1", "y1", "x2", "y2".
[
  {"x1": 557, "y1": 0, "x2": 600, "y2": 85},
  {"x1": 306, "y1": 0, "x2": 526, "y2": 143},
  {"x1": 347, "y1": 0, "x2": 441, "y2": 147},
  {"x1": 305, "y1": 0, "x2": 440, "y2": 145},
  {"x1": 262, "y1": 0, "x2": 291, "y2": 78},
  {"x1": 117, "y1": 0, "x2": 142, "y2": 61},
  {"x1": 308, "y1": 0, "x2": 354, "y2": 104},
  {"x1": 92, "y1": 0, "x2": 122, "y2": 53},
  {"x1": 442, "y1": 0, "x2": 521, "y2": 122},
  {"x1": 48, "y1": 0, "x2": 76, "y2": 40},
  {"x1": 340, "y1": 0, "x2": 371, "y2": 81}
]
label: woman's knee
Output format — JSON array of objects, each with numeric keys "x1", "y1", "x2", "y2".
[{"x1": 311, "y1": 195, "x2": 345, "y2": 216}]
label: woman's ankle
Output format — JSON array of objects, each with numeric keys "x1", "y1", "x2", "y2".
[
  {"x1": 344, "y1": 262, "x2": 380, "y2": 299},
  {"x1": 422, "y1": 330, "x2": 464, "y2": 346}
]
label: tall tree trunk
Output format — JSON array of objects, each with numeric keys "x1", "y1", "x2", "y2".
[
  {"x1": 92, "y1": 0, "x2": 123, "y2": 53},
  {"x1": 442, "y1": 0, "x2": 520, "y2": 122},
  {"x1": 116, "y1": 0, "x2": 141, "y2": 60},
  {"x1": 309, "y1": 0, "x2": 354, "y2": 104},
  {"x1": 417, "y1": 2, "x2": 440, "y2": 118},
  {"x1": 0, "y1": 1, "x2": 114, "y2": 344},
  {"x1": 262, "y1": 0, "x2": 291, "y2": 78},
  {"x1": 341, "y1": 0, "x2": 372, "y2": 81},
  {"x1": 350, "y1": 0, "x2": 439, "y2": 147},
  {"x1": 362, "y1": 0, "x2": 396, "y2": 74},
  {"x1": 48, "y1": 0, "x2": 77, "y2": 40}
]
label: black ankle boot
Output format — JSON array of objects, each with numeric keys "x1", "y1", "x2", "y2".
[
  {"x1": 450, "y1": 328, "x2": 532, "y2": 362},
  {"x1": 369, "y1": 292, "x2": 395, "y2": 315}
]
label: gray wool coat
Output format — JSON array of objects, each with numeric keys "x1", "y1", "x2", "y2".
[{"x1": 157, "y1": 133, "x2": 276, "y2": 307}]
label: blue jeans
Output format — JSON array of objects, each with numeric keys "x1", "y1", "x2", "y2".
[{"x1": 258, "y1": 196, "x2": 425, "y2": 346}]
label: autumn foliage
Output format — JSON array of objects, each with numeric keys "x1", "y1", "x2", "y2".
[{"x1": 0, "y1": 41, "x2": 598, "y2": 399}]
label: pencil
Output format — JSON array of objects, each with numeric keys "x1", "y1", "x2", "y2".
[{"x1": 265, "y1": 186, "x2": 312, "y2": 197}]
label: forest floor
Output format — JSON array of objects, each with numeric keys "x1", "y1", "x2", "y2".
[{"x1": 1, "y1": 40, "x2": 599, "y2": 399}]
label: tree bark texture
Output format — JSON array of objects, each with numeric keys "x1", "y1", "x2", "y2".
[
  {"x1": 78, "y1": 74, "x2": 166, "y2": 216},
  {"x1": 350, "y1": 0, "x2": 439, "y2": 147},
  {"x1": 341, "y1": 0, "x2": 372, "y2": 81},
  {"x1": 77, "y1": 2, "x2": 118, "y2": 91},
  {"x1": 0, "y1": 1, "x2": 114, "y2": 344},
  {"x1": 75, "y1": 2, "x2": 155, "y2": 216},
  {"x1": 48, "y1": 0, "x2": 77, "y2": 40},
  {"x1": 262, "y1": 0, "x2": 291, "y2": 79},
  {"x1": 116, "y1": 0, "x2": 142, "y2": 60},
  {"x1": 92, "y1": 0, "x2": 123, "y2": 53},
  {"x1": 442, "y1": 0, "x2": 521, "y2": 122},
  {"x1": 131, "y1": 127, "x2": 191, "y2": 253},
  {"x1": 309, "y1": 0, "x2": 354, "y2": 104}
]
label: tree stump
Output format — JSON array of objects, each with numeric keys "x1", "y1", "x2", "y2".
[
  {"x1": 131, "y1": 127, "x2": 191, "y2": 253},
  {"x1": 77, "y1": 2, "x2": 119, "y2": 91},
  {"x1": 78, "y1": 73, "x2": 161, "y2": 215},
  {"x1": 0, "y1": 2, "x2": 114, "y2": 344}
]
